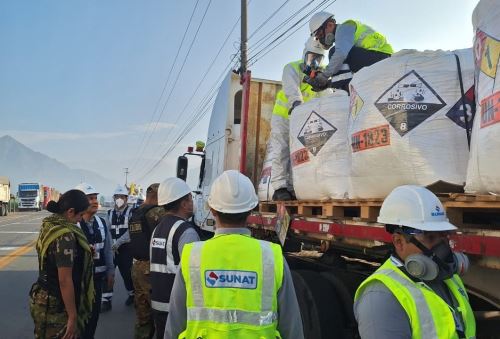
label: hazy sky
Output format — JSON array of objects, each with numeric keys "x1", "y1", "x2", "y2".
[{"x1": 0, "y1": 0, "x2": 480, "y2": 193}]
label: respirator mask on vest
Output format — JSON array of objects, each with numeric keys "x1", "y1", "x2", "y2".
[
  {"x1": 115, "y1": 198, "x2": 125, "y2": 209},
  {"x1": 404, "y1": 235, "x2": 470, "y2": 281}
]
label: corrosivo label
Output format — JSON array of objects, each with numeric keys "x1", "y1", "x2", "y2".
[
  {"x1": 205, "y1": 270, "x2": 258, "y2": 289},
  {"x1": 297, "y1": 111, "x2": 337, "y2": 156},
  {"x1": 374, "y1": 70, "x2": 446, "y2": 136}
]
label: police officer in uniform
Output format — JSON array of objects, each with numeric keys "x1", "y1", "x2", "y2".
[
  {"x1": 150, "y1": 177, "x2": 200, "y2": 339},
  {"x1": 165, "y1": 170, "x2": 304, "y2": 339},
  {"x1": 354, "y1": 185, "x2": 476, "y2": 338},
  {"x1": 75, "y1": 183, "x2": 114, "y2": 338},
  {"x1": 129, "y1": 183, "x2": 166, "y2": 339},
  {"x1": 102, "y1": 185, "x2": 135, "y2": 312}
]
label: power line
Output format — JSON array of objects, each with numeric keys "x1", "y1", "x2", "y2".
[
  {"x1": 130, "y1": 0, "x2": 201, "y2": 174},
  {"x1": 247, "y1": 0, "x2": 292, "y2": 41}
]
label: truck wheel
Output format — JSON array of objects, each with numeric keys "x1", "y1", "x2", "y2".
[
  {"x1": 320, "y1": 271, "x2": 359, "y2": 338},
  {"x1": 0, "y1": 204, "x2": 4, "y2": 216},
  {"x1": 292, "y1": 270, "x2": 349, "y2": 339},
  {"x1": 3, "y1": 204, "x2": 7, "y2": 216},
  {"x1": 291, "y1": 270, "x2": 322, "y2": 339}
]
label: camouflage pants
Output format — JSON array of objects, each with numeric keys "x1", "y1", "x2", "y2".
[
  {"x1": 132, "y1": 260, "x2": 154, "y2": 339},
  {"x1": 29, "y1": 284, "x2": 68, "y2": 339}
]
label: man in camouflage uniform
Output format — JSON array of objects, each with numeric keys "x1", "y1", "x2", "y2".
[{"x1": 129, "y1": 183, "x2": 166, "y2": 339}]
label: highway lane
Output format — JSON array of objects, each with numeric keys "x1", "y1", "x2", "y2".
[{"x1": 0, "y1": 211, "x2": 135, "y2": 339}]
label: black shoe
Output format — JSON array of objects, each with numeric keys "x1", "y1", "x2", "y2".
[
  {"x1": 272, "y1": 188, "x2": 293, "y2": 201},
  {"x1": 125, "y1": 295, "x2": 134, "y2": 306},
  {"x1": 100, "y1": 300, "x2": 112, "y2": 313}
]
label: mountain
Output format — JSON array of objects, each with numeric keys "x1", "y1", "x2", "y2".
[{"x1": 0, "y1": 135, "x2": 117, "y2": 195}]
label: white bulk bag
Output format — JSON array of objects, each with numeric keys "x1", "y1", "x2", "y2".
[
  {"x1": 257, "y1": 141, "x2": 275, "y2": 201},
  {"x1": 348, "y1": 49, "x2": 474, "y2": 198},
  {"x1": 465, "y1": 0, "x2": 500, "y2": 194},
  {"x1": 289, "y1": 91, "x2": 350, "y2": 200}
]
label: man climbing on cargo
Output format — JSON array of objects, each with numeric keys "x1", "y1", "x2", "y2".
[
  {"x1": 306, "y1": 11, "x2": 393, "y2": 91},
  {"x1": 165, "y1": 170, "x2": 304, "y2": 339},
  {"x1": 271, "y1": 37, "x2": 328, "y2": 201},
  {"x1": 354, "y1": 185, "x2": 476, "y2": 338}
]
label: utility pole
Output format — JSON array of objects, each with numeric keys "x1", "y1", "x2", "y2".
[
  {"x1": 240, "y1": 0, "x2": 248, "y2": 76},
  {"x1": 124, "y1": 168, "x2": 129, "y2": 186}
]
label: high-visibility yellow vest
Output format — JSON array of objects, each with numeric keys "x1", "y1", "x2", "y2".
[
  {"x1": 272, "y1": 60, "x2": 318, "y2": 119},
  {"x1": 179, "y1": 234, "x2": 284, "y2": 339},
  {"x1": 344, "y1": 19, "x2": 394, "y2": 55},
  {"x1": 355, "y1": 258, "x2": 476, "y2": 339}
]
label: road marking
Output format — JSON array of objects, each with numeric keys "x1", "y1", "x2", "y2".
[
  {"x1": 0, "y1": 239, "x2": 37, "y2": 269},
  {"x1": 0, "y1": 215, "x2": 45, "y2": 228},
  {"x1": 0, "y1": 247, "x2": 20, "y2": 251},
  {"x1": 0, "y1": 231, "x2": 39, "y2": 234}
]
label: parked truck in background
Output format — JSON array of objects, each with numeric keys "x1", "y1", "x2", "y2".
[
  {"x1": 42, "y1": 185, "x2": 60, "y2": 209},
  {"x1": 18, "y1": 182, "x2": 43, "y2": 211},
  {"x1": 177, "y1": 72, "x2": 500, "y2": 338},
  {"x1": 0, "y1": 176, "x2": 10, "y2": 216}
]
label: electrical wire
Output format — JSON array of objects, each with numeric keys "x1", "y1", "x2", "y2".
[{"x1": 129, "y1": 0, "x2": 202, "y2": 174}]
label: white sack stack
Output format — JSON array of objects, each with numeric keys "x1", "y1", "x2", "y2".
[
  {"x1": 289, "y1": 91, "x2": 351, "y2": 200},
  {"x1": 348, "y1": 49, "x2": 474, "y2": 198},
  {"x1": 257, "y1": 141, "x2": 275, "y2": 201},
  {"x1": 465, "y1": 0, "x2": 500, "y2": 194}
]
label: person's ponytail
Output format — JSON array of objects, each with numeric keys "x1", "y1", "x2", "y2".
[{"x1": 46, "y1": 200, "x2": 60, "y2": 213}]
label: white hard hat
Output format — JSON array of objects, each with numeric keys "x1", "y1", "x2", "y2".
[
  {"x1": 208, "y1": 170, "x2": 258, "y2": 214},
  {"x1": 378, "y1": 185, "x2": 457, "y2": 232},
  {"x1": 158, "y1": 177, "x2": 192, "y2": 206},
  {"x1": 75, "y1": 183, "x2": 99, "y2": 195},
  {"x1": 303, "y1": 36, "x2": 326, "y2": 56},
  {"x1": 309, "y1": 11, "x2": 334, "y2": 34},
  {"x1": 113, "y1": 185, "x2": 129, "y2": 197}
]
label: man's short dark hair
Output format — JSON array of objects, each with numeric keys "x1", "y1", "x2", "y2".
[
  {"x1": 146, "y1": 183, "x2": 160, "y2": 195},
  {"x1": 163, "y1": 193, "x2": 191, "y2": 212},
  {"x1": 216, "y1": 210, "x2": 251, "y2": 225}
]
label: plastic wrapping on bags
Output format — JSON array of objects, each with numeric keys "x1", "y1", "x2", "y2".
[
  {"x1": 465, "y1": 0, "x2": 500, "y2": 194},
  {"x1": 289, "y1": 91, "x2": 351, "y2": 200},
  {"x1": 258, "y1": 141, "x2": 275, "y2": 201},
  {"x1": 348, "y1": 49, "x2": 474, "y2": 198}
]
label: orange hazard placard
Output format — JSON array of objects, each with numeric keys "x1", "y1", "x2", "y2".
[
  {"x1": 480, "y1": 91, "x2": 500, "y2": 128},
  {"x1": 351, "y1": 124, "x2": 391, "y2": 153},
  {"x1": 291, "y1": 148, "x2": 310, "y2": 166}
]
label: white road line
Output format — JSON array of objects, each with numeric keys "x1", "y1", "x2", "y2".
[
  {"x1": 0, "y1": 247, "x2": 21, "y2": 251},
  {"x1": 0, "y1": 216, "x2": 45, "y2": 228},
  {"x1": 0, "y1": 231, "x2": 39, "y2": 234}
]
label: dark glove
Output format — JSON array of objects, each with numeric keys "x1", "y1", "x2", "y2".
[
  {"x1": 305, "y1": 72, "x2": 329, "y2": 92},
  {"x1": 288, "y1": 100, "x2": 302, "y2": 115}
]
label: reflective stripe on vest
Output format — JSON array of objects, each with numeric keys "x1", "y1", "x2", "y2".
[
  {"x1": 149, "y1": 220, "x2": 184, "y2": 274},
  {"x1": 151, "y1": 300, "x2": 170, "y2": 312},
  {"x1": 355, "y1": 259, "x2": 476, "y2": 339},
  {"x1": 181, "y1": 235, "x2": 284, "y2": 338},
  {"x1": 108, "y1": 207, "x2": 131, "y2": 241},
  {"x1": 272, "y1": 60, "x2": 318, "y2": 119},
  {"x1": 344, "y1": 19, "x2": 394, "y2": 55},
  {"x1": 94, "y1": 216, "x2": 107, "y2": 273}
]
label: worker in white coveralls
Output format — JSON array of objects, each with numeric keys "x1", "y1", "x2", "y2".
[
  {"x1": 306, "y1": 11, "x2": 393, "y2": 91},
  {"x1": 270, "y1": 37, "x2": 328, "y2": 201},
  {"x1": 354, "y1": 185, "x2": 476, "y2": 338}
]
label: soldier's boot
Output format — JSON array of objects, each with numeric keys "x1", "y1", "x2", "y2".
[{"x1": 101, "y1": 300, "x2": 112, "y2": 313}]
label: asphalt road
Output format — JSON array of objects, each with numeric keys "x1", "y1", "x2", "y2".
[{"x1": 0, "y1": 211, "x2": 135, "y2": 339}]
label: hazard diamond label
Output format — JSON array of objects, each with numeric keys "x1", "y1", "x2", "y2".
[
  {"x1": 374, "y1": 70, "x2": 446, "y2": 136},
  {"x1": 350, "y1": 84, "x2": 364, "y2": 119},
  {"x1": 297, "y1": 111, "x2": 337, "y2": 156},
  {"x1": 445, "y1": 86, "x2": 475, "y2": 129}
]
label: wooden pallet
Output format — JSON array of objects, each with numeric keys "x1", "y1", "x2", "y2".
[{"x1": 259, "y1": 193, "x2": 500, "y2": 226}]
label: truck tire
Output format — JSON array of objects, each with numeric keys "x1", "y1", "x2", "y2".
[
  {"x1": 291, "y1": 270, "x2": 322, "y2": 339},
  {"x1": 3, "y1": 204, "x2": 7, "y2": 216},
  {"x1": 320, "y1": 271, "x2": 359, "y2": 338},
  {"x1": 292, "y1": 270, "x2": 351, "y2": 339},
  {"x1": 0, "y1": 204, "x2": 4, "y2": 216}
]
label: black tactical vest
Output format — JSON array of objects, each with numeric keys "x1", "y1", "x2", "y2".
[
  {"x1": 79, "y1": 216, "x2": 107, "y2": 276},
  {"x1": 129, "y1": 204, "x2": 157, "y2": 260},
  {"x1": 108, "y1": 206, "x2": 131, "y2": 241},
  {"x1": 150, "y1": 215, "x2": 191, "y2": 313}
]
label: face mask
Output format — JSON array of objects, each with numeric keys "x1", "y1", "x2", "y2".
[
  {"x1": 115, "y1": 198, "x2": 125, "y2": 208},
  {"x1": 404, "y1": 239, "x2": 469, "y2": 281},
  {"x1": 320, "y1": 32, "x2": 335, "y2": 48}
]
